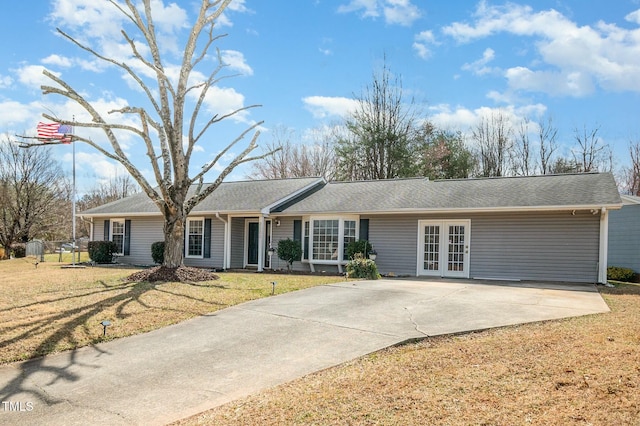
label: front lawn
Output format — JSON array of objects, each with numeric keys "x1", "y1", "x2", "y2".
[{"x1": 0, "y1": 258, "x2": 343, "y2": 364}]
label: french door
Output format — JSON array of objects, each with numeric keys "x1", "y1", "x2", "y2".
[{"x1": 418, "y1": 220, "x2": 470, "y2": 278}]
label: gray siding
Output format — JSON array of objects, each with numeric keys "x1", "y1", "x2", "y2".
[
  {"x1": 230, "y1": 217, "x2": 245, "y2": 268},
  {"x1": 469, "y1": 212, "x2": 599, "y2": 282},
  {"x1": 265, "y1": 216, "x2": 311, "y2": 272},
  {"x1": 126, "y1": 218, "x2": 164, "y2": 265},
  {"x1": 368, "y1": 211, "x2": 600, "y2": 283},
  {"x1": 608, "y1": 204, "x2": 640, "y2": 272}
]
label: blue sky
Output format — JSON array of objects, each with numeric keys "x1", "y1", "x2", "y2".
[{"x1": 1, "y1": 0, "x2": 640, "y2": 194}]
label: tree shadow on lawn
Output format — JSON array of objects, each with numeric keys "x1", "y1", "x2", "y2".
[{"x1": 0, "y1": 279, "x2": 226, "y2": 403}]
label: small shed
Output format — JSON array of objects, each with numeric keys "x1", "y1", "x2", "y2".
[{"x1": 608, "y1": 195, "x2": 640, "y2": 273}]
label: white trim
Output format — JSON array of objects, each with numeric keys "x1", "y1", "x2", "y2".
[
  {"x1": 185, "y1": 217, "x2": 205, "y2": 259},
  {"x1": 598, "y1": 207, "x2": 608, "y2": 284},
  {"x1": 215, "y1": 212, "x2": 229, "y2": 270},
  {"x1": 260, "y1": 178, "x2": 326, "y2": 215},
  {"x1": 417, "y1": 219, "x2": 471, "y2": 278}
]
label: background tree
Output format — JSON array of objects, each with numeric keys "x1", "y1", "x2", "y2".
[
  {"x1": 416, "y1": 124, "x2": 475, "y2": 180},
  {"x1": 41, "y1": 0, "x2": 271, "y2": 269},
  {"x1": 571, "y1": 125, "x2": 612, "y2": 172},
  {"x1": 77, "y1": 174, "x2": 140, "y2": 237},
  {"x1": 471, "y1": 110, "x2": 514, "y2": 177},
  {"x1": 623, "y1": 140, "x2": 640, "y2": 195},
  {"x1": 334, "y1": 60, "x2": 420, "y2": 180},
  {"x1": 537, "y1": 116, "x2": 558, "y2": 175},
  {"x1": 510, "y1": 119, "x2": 534, "y2": 176},
  {"x1": 0, "y1": 138, "x2": 67, "y2": 258},
  {"x1": 250, "y1": 126, "x2": 336, "y2": 180}
]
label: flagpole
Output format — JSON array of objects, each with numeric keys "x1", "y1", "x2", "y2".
[{"x1": 71, "y1": 118, "x2": 76, "y2": 267}]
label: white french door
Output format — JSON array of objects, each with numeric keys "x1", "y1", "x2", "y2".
[{"x1": 418, "y1": 220, "x2": 470, "y2": 278}]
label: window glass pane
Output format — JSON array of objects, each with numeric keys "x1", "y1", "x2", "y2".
[
  {"x1": 312, "y1": 219, "x2": 339, "y2": 260},
  {"x1": 343, "y1": 220, "x2": 357, "y2": 260},
  {"x1": 111, "y1": 220, "x2": 125, "y2": 255},
  {"x1": 188, "y1": 220, "x2": 204, "y2": 256}
]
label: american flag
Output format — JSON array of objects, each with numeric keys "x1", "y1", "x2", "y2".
[{"x1": 36, "y1": 122, "x2": 73, "y2": 143}]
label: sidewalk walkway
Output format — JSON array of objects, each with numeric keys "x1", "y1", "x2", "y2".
[{"x1": 0, "y1": 279, "x2": 610, "y2": 425}]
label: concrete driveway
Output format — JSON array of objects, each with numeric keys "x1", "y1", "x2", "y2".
[{"x1": 0, "y1": 278, "x2": 609, "y2": 425}]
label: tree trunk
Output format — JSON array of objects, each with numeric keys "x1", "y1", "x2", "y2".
[{"x1": 163, "y1": 211, "x2": 185, "y2": 268}]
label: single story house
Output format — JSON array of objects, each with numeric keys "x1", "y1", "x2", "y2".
[
  {"x1": 608, "y1": 194, "x2": 640, "y2": 273},
  {"x1": 80, "y1": 172, "x2": 622, "y2": 284}
]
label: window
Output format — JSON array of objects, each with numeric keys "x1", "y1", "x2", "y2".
[
  {"x1": 187, "y1": 218, "x2": 204, "y2": 258},
  {"x1": 343, "y1": 220, "x2": 356, "y2": 260},
  {"x1": 308, "y1": 217, "x2": 359, "y2": 262},
  {"x1": 111, "y1": 220, "x2": 125, "y2": 255}
]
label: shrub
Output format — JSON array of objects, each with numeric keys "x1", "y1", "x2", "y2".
[
  {"x1": 88, "y1": 241, "x2": 118, "y2": 263},
  {"x1": 346, "y1": 239, "x2": 373, "y2": 259},
  {"x1": 277, "y1": 239, "x2": 302, "y2": 271},
  {"x1": 11, "y1": 244, "x2": 26, "y2": 258},
  {"x1": 607, "y1": 266, "x2": 636, "y2": 282},
  {"x1": 151, "y1": 241, "x2": 165, "y2": 264},
  {"x1": 346, "y1": 253, "x2": 379, "y2": 280}
]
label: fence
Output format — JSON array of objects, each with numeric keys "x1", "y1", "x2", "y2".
[{"x1": 24, "y1": 239, "x2": 90, "y2": 263}]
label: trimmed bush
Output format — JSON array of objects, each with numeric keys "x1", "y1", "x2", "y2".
[
  {"x1": 11, "y1": 244, "x2": 26, "y2": 258},
  {"x1": 346, "y1": 239, "x2": 373, "y2": 259},
  {"x1": 607, "y1": 266, "x2": 636, "y2": 282},
  {"x1": 277, "y1": 238, "x2": 302, "y2": 271},
  {"x1": 151, "y1": 241, "x2": 165, "y2": 265},
  {"x1": 88, "y1": 241, "x2": 118, "y2": 263},
  {"x1": 346, "y1": 253, "x2": 379, "y2": 280}
]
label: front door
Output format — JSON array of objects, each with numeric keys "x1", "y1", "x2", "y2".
[
  {"x1": 418, "y1": 220, "x2": 470, "y2": 278},
  {"x1": 247, "y1": 221, "x2": 259, "y2": 265}
]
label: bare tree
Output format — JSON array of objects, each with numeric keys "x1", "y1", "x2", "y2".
[
  {"x1": 510, "y1": 119, "x2": 534, "y2": 176},
  {"x1": 571, "y1": 125, "x2": 612, "y2": 172},
  {"x1": 472, "y1": 110, "x2": 514, "y2": 177},
  {"x1": 40, "y1": 0, "x2": 273, "y2": 268},
  {"x1": 335, "y1": 59, "x2": 420, "y2": 180},
  {"x1": 623, "y1": 140, "x2": 640, "y2": 195},
  {"x1": 251, "y1": 126, "x2": 337, "y2": 181},
  {"x1": 537, "y1": 116, "x2": 558, "y2": 175},
  {"x1": 0, "y1": 138, "x2": 68, "y2": 258},
  {"x1": 77, "y1": 174, "x2": 140, "y2": 237}
]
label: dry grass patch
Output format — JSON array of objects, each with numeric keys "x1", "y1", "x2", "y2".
[
  {"x1": 0, "y1": 258, "x2": 343, "y2": 364},
  {"x1": 177, "y1": 284, "x2": 640, "y2": 426}
]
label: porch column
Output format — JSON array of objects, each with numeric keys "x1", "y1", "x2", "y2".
[
  {"x1": 598, "y1": 207, "x2": 608, "y2": 284},
  {"x1": 257, "y1": 215, "x2": 265, "y2": 272}
]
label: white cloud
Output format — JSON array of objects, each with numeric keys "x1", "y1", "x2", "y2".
[
  {"x1": 383, "y1": 0, "x2": 421, "y2": 26},
  {"x1": 202, "y1": 85, "x2": 250, "y2": 123},
  {"x1": 0, "y1": 74, "x2": 13, "y2": 89},
  {"x1": 0, "y1": 99, "x2": 42, "y2": 129},
  {"x1": 441, "y1": 2, "x2": 640, "y2": 95},
  {"x1": 462, "y1": 48, "x2": 497, "y2": 76},
  {"x1": 14, "y1": 65, "x2": 60, "y2": 89},
  {"x1": 41, "y1": 54, "x2": 73, "y2": 68},
  {"x1": 428, "y1": 103, "x2": 546, "y2": 135},
  {"x1": 338, "y1": 0, "x2": 421, "y2": 26},
  {"x1": 413, "y1": 30, "x2": 436, "y2": 59},
  {"x1": 221, "y1": 50, "x2": 254, "y2": 76},
  {"x1": 302, "y1": 96, "x2": 360, "y2": 119},
  {"x1": 505, "y1": 67, "x2": 595, "y2": 97},
  {"x1": 625, "y1": 9, "x2": 640, "y2": 25}
]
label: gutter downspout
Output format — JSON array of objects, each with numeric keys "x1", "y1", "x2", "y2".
[
  {"x1": 215, "y1": 212, "x2": 229, "y2": 270},
  {"x1": 598, "y1": 207, "x2": 609, "y2": 284}
]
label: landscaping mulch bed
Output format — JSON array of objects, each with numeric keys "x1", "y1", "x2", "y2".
[{"x1": 125, "y1": 266, "x2": 219, "y2": 283}]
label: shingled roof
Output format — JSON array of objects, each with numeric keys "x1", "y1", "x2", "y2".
[
  {"x1": 80, "y1": 177, "x2": 324, "y2": 216},
  {"x1": 278, "y1": 172, "x2": 622, "y2": 214},
  {"x1": 81, "y1": 173, "x2": 621, "y2": 217}
]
